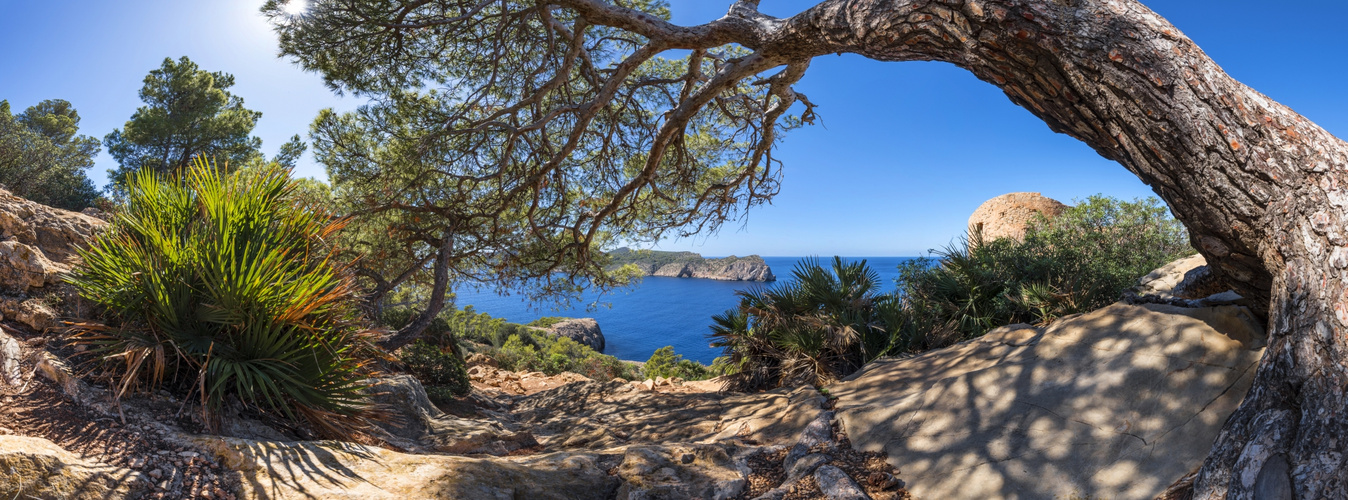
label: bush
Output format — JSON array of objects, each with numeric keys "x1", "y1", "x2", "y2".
[
  {"x1": 494, "y1": 332, "x2": 639, "y2": 381},
  {"x1": 642, "y1": 346, "x2": 714, "y2": 381},
  {"x1": 526, "y1": 316, "x2": 569, "y2": 328},
  {"x1": 68, "y1": 158, "x2": 374, "y2": 437},
  {"x1": 709, "y1": 257, "x2": 902, "y2": 392},
  {"x1": 398, "y1": 341, "x2": 471, "y2": 400},
  {"x1": 893, "y1": 195, "x2": 1192, "y2": 350}
]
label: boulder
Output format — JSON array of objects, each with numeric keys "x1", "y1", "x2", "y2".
[
  {"x1": 546, "y1": 318, "x2": 606, "y2": 352},
  {"x1": 967, "y1": 192, "x2": 1067, "y2": 241},
  {"x1": 0, "y1": 297, "x2": 57, "y2": 332},
  {"x1": 0, "y1": 435, "x2": 148, "y2": 499},
  {"x1": 0, "y1": 188, "x2": 106, "y2": 269},
  {"x1": 829, "y1": 303, "x2": 1265, "y2": 500},
  {"x1": 0, "y1": 241, "x2": 55, "y2": 293}
]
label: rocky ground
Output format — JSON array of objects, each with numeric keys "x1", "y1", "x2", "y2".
[{"x1": 2, "y1": 319, "x2": 910, "y2": 499}]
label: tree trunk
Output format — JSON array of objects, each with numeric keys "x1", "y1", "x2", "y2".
[
  {"x1": 377, "y1": 233, "x2": 454, "y2": 352},
  {"x1": 743, "y1": 0, "x2": 1347, "y2": 496}
]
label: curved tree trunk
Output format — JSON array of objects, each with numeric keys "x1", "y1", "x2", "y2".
[{"x1": 733, "y1": 0, "x2": 1347, "y2": 496}]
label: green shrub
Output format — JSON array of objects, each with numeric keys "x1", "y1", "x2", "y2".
[
  {"x1": 527, "y1": 316, "x2": 569, "y2": 328},
  {"x1": 398, "y1": 341, "x2": 470, "y2": 400},
  {"x1": 710, "y1": 257, "x2": 902, "y2": 392},
  {"x1": 493, "y1": 332, "x2": 639, "y2": 381},
  {"x1": 642, "y1": 346, "x2": 714, "y2": 381},
  {"x1": 68, "y1": 158, "x2": 374, "y2": 437},
  {"x1": 893, "y1": 195, "x2": 1192, "y2": 350}
]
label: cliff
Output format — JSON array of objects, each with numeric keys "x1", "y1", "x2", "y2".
[{"x1": 607, "y1": 247, "x2": 776, "y2": 282}]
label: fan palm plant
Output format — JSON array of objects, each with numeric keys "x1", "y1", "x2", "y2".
[
  {"x1": 67, "y1": 157, "x2": 376, "y2": 437},
  {"x1": 710, "y1": 257, "x2": 901, "y2": 391}
]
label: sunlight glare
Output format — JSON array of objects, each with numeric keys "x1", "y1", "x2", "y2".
[{"x1": 283, "y1": 0, "x2": 308, "y2": 16}]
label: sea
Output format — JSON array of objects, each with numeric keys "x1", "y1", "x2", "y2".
[{"x1": 452, "y1": 256, "x2": 918, "y2": 364}]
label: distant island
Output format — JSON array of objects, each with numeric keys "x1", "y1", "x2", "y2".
[{"x1": 607, "y1": 247, "x2": 776, "y2": 282}]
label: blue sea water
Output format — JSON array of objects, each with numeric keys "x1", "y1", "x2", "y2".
[{"x1": 452, "y1": 256, "x2": 917, "y2": 364}]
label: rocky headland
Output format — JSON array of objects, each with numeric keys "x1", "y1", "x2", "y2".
[{"x1": 608, "y1": 247, "x2": 776, "y2": 282}]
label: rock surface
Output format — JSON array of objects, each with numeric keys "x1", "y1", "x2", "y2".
[
  {"x1": 967, "y1": 192, "x2": 1067, "y2": 241},
  {"x1": 0, "y1": 435, "x2": 147, "y2": 499},
  {"x1": 0, "y1": 188, "x2": 106, "y2": 280},
  {"x1": 1124, "y1": 254, "x2": 1250, "y2": 310},
  {"x1": 545, "y1": 317, "x2": 606, "y2": 352},
  {"x1": 0, "y1": 297, "x2": 58, "y2": 332},
  {"x1": 0, "y1": 326, "x2": 21, "y2": 386},
  {"x1": 609, "y1": 247, "x2": 776, "y2": 281},
  {"x1": 829, "y1": 302, "x2": 1265, "y2": 500},
  {"x1": 363, "y1": 375, "x2": 538, "y2": 455}
]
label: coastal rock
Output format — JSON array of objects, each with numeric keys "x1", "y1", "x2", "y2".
[
  {"x1": 546, "y1": 318, "x2": 606, "y2": 352},
  {"x1": 967, "y1": 192, "x2": 1067, "y2": 241},
  {"x1": 829, "y1": 302, "x2": 1265, "y2": 500},
  {"x1": 0, "y1": 435, "x2": 148, "y2": 499},
  {"x1": 609, "y1": 247, "x2": 776, "y2": 281}
]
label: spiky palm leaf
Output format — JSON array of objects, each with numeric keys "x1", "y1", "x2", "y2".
[{"x1": 68, "y1": 157, "x2": 375, "y2": 437}]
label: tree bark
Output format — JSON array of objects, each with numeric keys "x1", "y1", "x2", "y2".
[
  {"x1": 377, "y1": 233, "x2": 454, "y2": 352},
  {"x1": 728, "y1": 0, "x2": 1347, "y2": 496}
]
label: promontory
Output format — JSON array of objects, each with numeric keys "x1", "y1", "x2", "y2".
[{"x1": 607, "y1": 247, "x2": 775, "y2": 281}]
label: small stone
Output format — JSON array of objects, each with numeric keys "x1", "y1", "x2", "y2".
[
  {"x1": 156, "y1": 450, "x2": 171, "y2": 455},
  {"x1": 814, "y1": 465, "x2": 869, "y2": 500},
  {"x1": 149, "y1": 469, "x2": 163, "y2": 479},
  {"x1": 680, "y1": 453, "x2": 695, "y2": 464},
  {"x1": 179, "y1": 451, "x2": 199, "y2": 458},
  {"x1": 867, "y1": 471, "x2": 901, "y2": 490},
  {"x1": 640, "y1": 379, "x2": 656, "y2": 391}
]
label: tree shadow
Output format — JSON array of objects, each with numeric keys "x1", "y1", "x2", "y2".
[{"x1": 828, "y1": 303, "x2": 1264, "y2": 499}]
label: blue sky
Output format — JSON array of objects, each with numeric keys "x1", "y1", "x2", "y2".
[{"x1": 2, "y1": 1, "x2": 1345, "y2": 256}]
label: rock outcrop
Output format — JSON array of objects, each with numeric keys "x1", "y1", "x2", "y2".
[
  {"x1": 829, "y1": 302, "x2": 1264, "y2": 500},
  {"x1": 968, "y1": 192, "x2": 1067, "y2": 241},
  {"x1": 0, "y1": 188, "x2": 106, "y2": 331},
  {"x1": 0, "y1": 435, "x2": 148, "y2": 499},
  {"x1": 1124, "y1": 253, "x2": 1248, "y2": 309},
  {"x1": 0, "y1": 326, "x2": 21, "y2": 386},
  {"x1": 544, "y1": 317, "x2": 606, "y2": 352},
  {"x1": 608, "y1": 247, "x2": 776, "y2": 281},
  {"x1": 363, "y1": 375, "x2": 539, "y2": 455}
]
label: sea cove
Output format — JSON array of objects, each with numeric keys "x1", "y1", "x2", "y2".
[{"x1": 454, "y1": 256, "x2": 916, "y2": 363}]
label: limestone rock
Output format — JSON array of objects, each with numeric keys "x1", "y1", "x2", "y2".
[
  {"x1": 967, "y1": 192, "x2": 1067, "y2": 241},
  {"x1": 0, "y1": 326, "x2": 21, "y2": 386},
  {"x1": 192, "y1": 435, "x2": 752, "y2": 500},
  {"x1": 609, "y1": 247, "x2": 776, "y2": 281},
  {"x1": 0, "y1": 435, "x2": 148, "y2": 499},
  {"x1": 0, "y1": 188, "x2": 106, "y2": 268},
  {"x1": 363, "y1": 375, "x2": 537, "y2": 455},
  {"x1": 546, "y1": 317, "x2": 606, "y2": 352},
  {"x1": 1126, "y1": 253, "x2": 1246, "y2": 308},
  {"x1": 814, "y1": 465, "x2": 870, "y2": 500},
  {"x1": 0, "y1": 241, "x2": 55, "y2": 293},
  {"x1": 830, "y1": 303, "x2": 1265, "y2": 500},
  {"x1": 510, "y1": 380, "x2": 824, "y2": 450},
  {"x1": 0, "y1": 297, "x2": 57, "y2": 331},
  {"x1": 614, "y1": 444, "x2": 747, "y2": 500}
]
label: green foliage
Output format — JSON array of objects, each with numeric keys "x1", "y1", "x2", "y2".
[
  {"x1": 0, "y1": 99, "x2": 101, "y2": 209},
  {"x1": 103, "y1": 57, "x2": 267, "y2": 191},
  {"x1": 894, "y1": 195, "x2": 1192, "y2": 349},
  {"x1": 381, "y1": 305, "x2": 639, "y2": 381},
  {"x1": 67, "y1": 157, "x2": 375, "y2": 437},
  {"x1": 641, "y1": 346, "x2": 714, "y2": 381},
  {"x1": 493, "y1": 332, "x2": 639, "y2": 381},
  {"x1": 398, "y1": 341, "x2": 470, "y2": 401},
  {"x1": 527, "y1": 317, "x2": 569, "y2": 329},
  {"x1": 710, "y1": 257, "x2": 903, "y2": 392}
]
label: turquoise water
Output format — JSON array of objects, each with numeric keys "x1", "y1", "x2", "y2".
[{"x1": 452, "y1": 256, "x2": 917, "y2": 364}]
